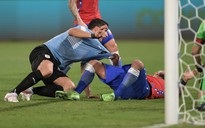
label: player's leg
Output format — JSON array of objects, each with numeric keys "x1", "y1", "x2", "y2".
[
  {"x1": 4, "y1": 60, "x2": 53, "y2": 102},
  {"x1": 21, "y1": 70, "x2": 75, "y2": 100},
  {"x1": 21, "y1": 76, "x2": 74, "y2": 100},
  {"x1": 36, "y1": 69, "x2": 75, "y2": 97},
  {"x1": 114, "y1": 59, "x2": 144, "y2": 99},
  {"x1": 4, "y1": 46, "x2": 54, "y2": 102},
  {"x1": 20, "y1": 84, "x2": 63, "y2": 101},
  {"x1": 55, "y1": 60, "x2": 105, "y2": 100},
  {"x1": 75, "y1": 60, "x2": 105, "y2": 94},
  {"x1": 33, "y1": 84, "x2": 63, "y2": 97},
  {"x1": 101, "y1": 59, "x2": 144, "y2": 101}
]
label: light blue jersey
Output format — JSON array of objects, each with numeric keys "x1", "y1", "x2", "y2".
[{"x1": 44, "y1": 25, "x2": 111, "y2": 73}]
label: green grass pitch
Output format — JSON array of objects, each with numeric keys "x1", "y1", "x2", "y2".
[{"x1": 0, "y1": 40, "x2": 200, "y2": 128}]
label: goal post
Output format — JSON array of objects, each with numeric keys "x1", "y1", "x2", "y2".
[{"x1": 164, "y1": 0, "x2": 179, "y2": 125}]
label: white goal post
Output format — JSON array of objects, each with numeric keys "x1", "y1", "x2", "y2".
[
  {"x1": 164, "y1": 0, "x2": 179, "y2": 125},
  {"x1": 165, "y1": 0, "x2": 205, "y2": 125}
]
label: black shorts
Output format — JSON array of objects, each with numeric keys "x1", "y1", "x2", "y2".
[
  {"x1": 29, "y1": 45, "x2": 58, "y2": 70},
  {"x1": 29, "y1": 45, "x2": 67, "y2": 85}
]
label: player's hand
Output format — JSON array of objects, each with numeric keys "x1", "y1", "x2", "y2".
[
  {"x1": 110, "y1": 53, "x2": 120, "y2": 66},
  {"x1": 94, "y1": 25, "x2": 108, "y2": 39},
  {"x1": 183, "y1": 69, "x2": 198, "y2": 82}
]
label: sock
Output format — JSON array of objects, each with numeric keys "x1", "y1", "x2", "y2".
[
  {"x1": 11, "y1": 70, "x2": 43, "y2": 95},
  {"x1": 75, "y1": 70, "x2": 95, "y2": 94},
  {"x1": 33, "y1": 84, "x2": 63, "y2": 97},
  {"x1": 114, "y1": 68, "x2": 140, "y2": 99}
]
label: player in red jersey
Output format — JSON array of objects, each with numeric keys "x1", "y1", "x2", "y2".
[
  {"x1": 69, "y1": 0, "x2": 101, "y2": 26},
  {"x1": 68, "y1": 0, "x2": 122, "y2": 98},
  {"x1": 56, "y1": 57, "x2": 197, "y2": 101}
]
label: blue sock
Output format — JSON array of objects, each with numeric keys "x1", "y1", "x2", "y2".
[
  {"x1": 74, "y1": 70, "x2": 94, "y2": 94},
  {"x1": 114, "y1": 71, "x2": 139, "y2": 99}
]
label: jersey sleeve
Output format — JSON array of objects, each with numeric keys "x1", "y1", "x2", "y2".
[{"x1": 196, "y1": 20, "x2": 205, "y2": 44}]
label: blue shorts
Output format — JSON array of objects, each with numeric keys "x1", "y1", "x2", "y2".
[{"x1": 99, "y1": 64, "x2": 150, "y2": 99}]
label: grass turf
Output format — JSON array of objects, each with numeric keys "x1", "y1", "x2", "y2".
[{"x1": 0, "y1": 40, "x2": 202, "y2": 128}]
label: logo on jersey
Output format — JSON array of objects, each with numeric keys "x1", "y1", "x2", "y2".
[{"x1": 45, "y1": 54, "x2": 50, "y2": 59}]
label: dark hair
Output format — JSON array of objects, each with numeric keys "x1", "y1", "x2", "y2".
[
  {"x1": 88, "y1": 18, "x2": 109, "y2": 30},
  {"x1": 158, "y1": 73, "x2": 165, "y2": 79}
]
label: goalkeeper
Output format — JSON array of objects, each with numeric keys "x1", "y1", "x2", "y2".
[
  {"x1": 191, "y1": 19, "x2": 205, "y2": 109},
  {"x1": 56, "y1": 56, "x2": 196, "y2": 101}
]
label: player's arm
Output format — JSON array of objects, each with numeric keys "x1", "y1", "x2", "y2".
[
  {"x1": 69, "y1": 0, "x2": 87, "y2": 27},
  {"x1": 68, "y1": 26, "x2": 108, "y2": 39},
  {"x1": 181, "y1": 69, "x2": 198, "y2": 85},
  {"x1": 68, "y1": 27, "x2": 92, "y2": 38},
  {"x1": 192, "y1": 43, "x2": 203, "y2": 72},
  {"x1": 192, "y1": 21, "x2": 205, "y2": 72}
]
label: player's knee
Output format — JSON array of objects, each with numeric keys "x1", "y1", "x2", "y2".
[
  {"x1": 88, "y1": 60, "x2": 98, "y2": 65},
  {"x1": 37, "y1": 60, "x2": 54, "y2": 78},
  {"x1": 38, "y1": 67, "x2": 53, "y2": 78},
  {"x1": 132, "y1": 59, "x2": 144, "y2": 70},
  {"x1": 84, "y1": 62, "x2": 96, "y2": 73}
]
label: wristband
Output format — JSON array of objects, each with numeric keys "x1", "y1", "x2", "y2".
[
  {"x1": 196, "y1": 66, "x2": 203, "y2": 73},
  {"x1": 181, "y1": 79, "x2": 187, "y2": 86},
  {"x1": 91, "y1": 33, "x2": 96, "y2": 38}
]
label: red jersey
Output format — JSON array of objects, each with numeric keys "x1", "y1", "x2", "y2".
[
  {"x1": 74, "y1": 0, "x2": 102, "y2": 25},
  {"x1": 146, "y1": 75, "x2": 165, "y2": 99}
]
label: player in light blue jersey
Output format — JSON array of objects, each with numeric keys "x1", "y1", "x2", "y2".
[{"x1": 4, "y1": 18, "x2": 113, "y2": 102}]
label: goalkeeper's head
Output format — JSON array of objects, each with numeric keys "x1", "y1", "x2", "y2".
[{"x1": 154, "y1": 70, "x2": 165, "y2": 79}]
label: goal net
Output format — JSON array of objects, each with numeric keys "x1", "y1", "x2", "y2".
[{"x1": 178, "y1": 0, "x2": 205, "y2": 125}]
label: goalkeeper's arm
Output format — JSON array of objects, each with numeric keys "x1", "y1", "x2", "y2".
[
  {"x1": 192, "y1": 42, "x2": 203, "y2": 72},
  {"x1": 181, "y1": 69, "x2": 198, "y2": 86}
]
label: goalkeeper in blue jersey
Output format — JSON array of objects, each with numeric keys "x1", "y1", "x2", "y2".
[
  {"x1": 192, "y1": 19, "x2": 205, "y2": 110},
  {"x1": 4, "y1": 18, "x2": 113, "y2": 102}
]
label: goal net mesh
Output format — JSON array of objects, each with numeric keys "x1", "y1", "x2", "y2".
[{"x1": 178, "y1": 0, "x2": 205, "y2": 125}]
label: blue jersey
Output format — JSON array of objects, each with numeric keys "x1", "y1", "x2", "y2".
[
  {"x1": 99, "y1": 64, "x2": 150, "y2": 99},
  {"x1": 44, "y1": 25, "x2": 111, "y2": 73}
]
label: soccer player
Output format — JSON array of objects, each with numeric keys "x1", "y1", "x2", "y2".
[
  {"x1": 4, "y1": 18, "x2": 112, "y2": 102},
  {"x1": 191, "y1": 19, "x2": 205, "y2": 110},
  {"x1": 55, "y1": 57, "x2": 197, "y2": 101},
  {"x1": 68, "y1": 0, "x2": 122, "y2": 98},
  {"x1": 68, "y1": 0, "x2": 121, "y2": 66}
]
